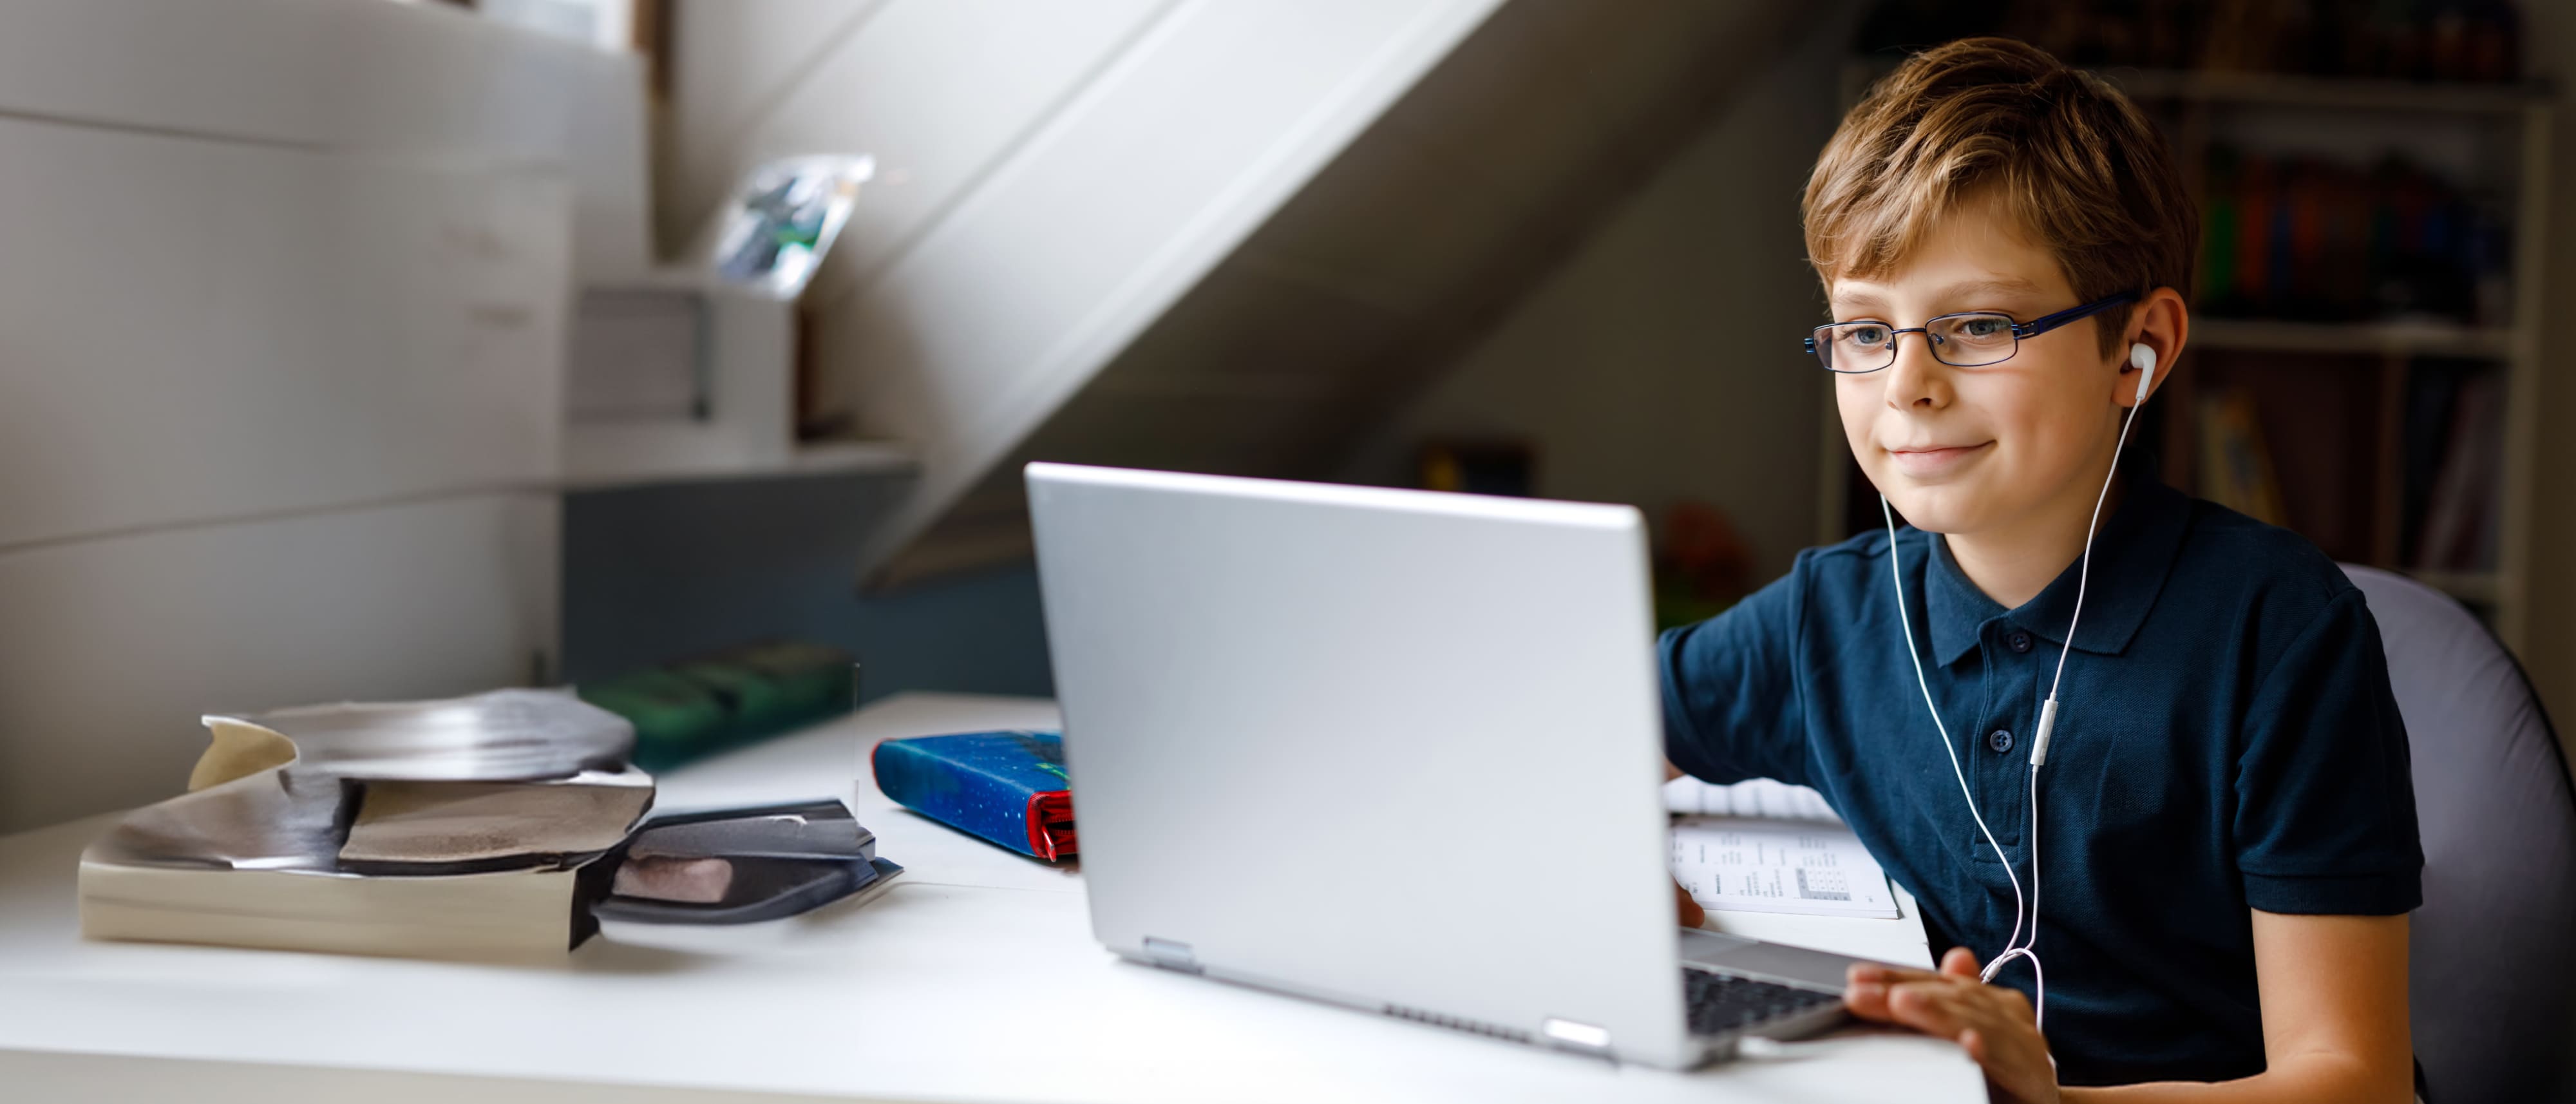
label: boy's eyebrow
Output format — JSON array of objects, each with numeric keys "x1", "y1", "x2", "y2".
[{"x1": 1829, "y1": 277, "x2": 2047, "y2": 315}]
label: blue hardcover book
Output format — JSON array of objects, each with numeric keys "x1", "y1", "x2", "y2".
[{"x1": 871, "y1": 730, "x2": 1075, "y2": 861}]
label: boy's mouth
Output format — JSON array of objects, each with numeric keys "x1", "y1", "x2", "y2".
[{"x1": 1886, "y1": 441, "x2": 1992, "y2": 477}]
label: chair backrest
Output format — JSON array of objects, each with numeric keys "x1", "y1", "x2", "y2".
[{"x1": 2342, "y1": 566, "x2": 2576, "y2": 1103}]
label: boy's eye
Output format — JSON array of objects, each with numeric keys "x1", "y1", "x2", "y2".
[
  {"x1": 1843, "y1": 324, "x2": 1891, "y2": 346},
  {"x1": 1958, "y1": 316, "x2": 2009, "y2": 338}
]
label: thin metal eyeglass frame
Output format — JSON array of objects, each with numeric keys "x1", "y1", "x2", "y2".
[{"x1": 1801, "y1": 290, "x2": 2141, "y2": 374}]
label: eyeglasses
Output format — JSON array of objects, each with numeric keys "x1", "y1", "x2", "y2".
[{"x1": 1803, "y1": 291, "x2": 2140, "y2": 374}]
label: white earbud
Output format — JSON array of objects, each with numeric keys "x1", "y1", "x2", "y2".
[{"x1": 2130, "y1": 342, "x2": 2157, "y2": 403}]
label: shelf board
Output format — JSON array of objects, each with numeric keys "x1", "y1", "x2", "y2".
[
  {"x1": 2190, "y1": 318, "x2": 2510, "y2": 358},
  {"x1": 2095, "y1": 68, "x2": 2548, "y2": 115},
  {"x1": 560, "y1": 436, "x2": 918, "y2": 492}
]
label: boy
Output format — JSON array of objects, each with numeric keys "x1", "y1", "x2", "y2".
[{"x1": 1660, "y1": 39, "x2": 2420, "y2": 1102}]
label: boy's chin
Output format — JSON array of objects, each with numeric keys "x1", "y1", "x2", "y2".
[{"x1": 1878, "y1": 484, "x2": 1985, "y2": 536}]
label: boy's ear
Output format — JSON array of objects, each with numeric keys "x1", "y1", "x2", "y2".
[
  {"x1": 2116, "y1": 343, "x2": 2163, "y2": 408},
  {"x1": 2120, "y1": 288, "x2": 2190, "y2": 406}
]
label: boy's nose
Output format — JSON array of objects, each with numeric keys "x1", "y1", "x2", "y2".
[{"x1": 1882, "y1": 334, "x2": 1952, "y2": 410}]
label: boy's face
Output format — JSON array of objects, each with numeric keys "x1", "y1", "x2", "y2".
[{"x1": 1828, "y1": 203, "x2": 2134, "y2": 540}]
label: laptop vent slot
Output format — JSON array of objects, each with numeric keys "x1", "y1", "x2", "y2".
[{"x1": 1379, "y1": 1004, "x2": 1533, "y2": 1045}]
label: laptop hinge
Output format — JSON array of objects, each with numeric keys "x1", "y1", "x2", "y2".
[
  {"x1": 1141, "y1": 936, "x2": 1202, "y2": 974},
  {"x1": 1541, "y1": 1017, "x2": 1615, "y2": 1060}
]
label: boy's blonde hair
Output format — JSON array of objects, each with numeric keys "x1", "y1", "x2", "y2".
[{"x1": 1803, "y1": 37, "x2": 2197, "y2": 356}]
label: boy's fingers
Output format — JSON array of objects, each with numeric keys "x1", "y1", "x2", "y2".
[
  {"x1": 1674, "y1": 880, "x2": 1705, "y2": 928},
  {"x1": 1958, "y1": 1027, "x2": 1989, "y2": 1065},
  {"x1": 1852, "y1": 969, "x2": 2059, "y2": 1099},
  {"x1": 1852, "y1": 978, "x2": 1978, "y2": 1037},
  {"x1": 1847, "y1": 962, "x2": 1964, "y2": 988},
  {"x1": 1842, "y1": 980, "x2": 1888, "y2": 1019},
  {"x1": 1938, "y1": 946, "x2": 1983, "y2": 978},
  {"x1": 1880, "y1": 980, "x2": 1976, "y2": 1040}
]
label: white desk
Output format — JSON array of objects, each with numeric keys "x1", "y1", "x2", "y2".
[{"x1": 0, "y1": 692, "x2": 1980, "y2": 1102}]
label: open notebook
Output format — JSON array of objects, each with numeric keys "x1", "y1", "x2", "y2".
[{"x1": 1664, "y1": 777, "x2": 1899, "y2": 919}]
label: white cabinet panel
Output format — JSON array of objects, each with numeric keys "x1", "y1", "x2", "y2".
[
  {"x1": 0, "y1": 118, "x2": 571, "y2": 549},
  {"x1": 561, "y1": 284, "x2": 808, "y2": 484},
  {"x1": 0, "y1": 0, "x2": 649, "y2": 278},
  {"x1": 0, "y1": 0, "x2": 332, "y2": 146},
  {"x1": 317, "y1": 6, "x2": 648, "y2": 278},
  {"x1": 0, "y1": 493, "x2": 558, "y2": 833}
]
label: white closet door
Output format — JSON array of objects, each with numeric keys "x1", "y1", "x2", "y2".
[
  {"x1": 0, "y1": 494, "x2": 558, "y2": 833},
  {"x1": 0, "y1": 117, "x2": 571, "y2": 551}
]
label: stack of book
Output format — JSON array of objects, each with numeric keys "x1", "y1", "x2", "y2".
[{"x1": 80, "y1": 689, "x2": 896, "y2": 961}]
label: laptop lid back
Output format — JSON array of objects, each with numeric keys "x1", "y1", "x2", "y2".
[{"x1": 1027, "y1": 463, "x2": 1692, "y2": 1066}]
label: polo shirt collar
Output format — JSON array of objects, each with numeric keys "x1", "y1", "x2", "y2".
[{"x1": 1922, "y1": 473, "x2": 2192, "y2": 667}]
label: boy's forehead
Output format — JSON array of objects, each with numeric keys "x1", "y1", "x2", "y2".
[{"x1": 1825, "y1": 204, "x2": 2074, "y2": 308}]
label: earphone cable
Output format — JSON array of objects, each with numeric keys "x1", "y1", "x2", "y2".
[
  {"x1": 2045, "y1": 395, "x2": 2146, "y2": 703},
  {"x1": 1884, "y1": 379, "x2": 2145, "y2": 1031},
  {"x1": 1881, "y1": 495, "x2": 2032, "y2": 962}
]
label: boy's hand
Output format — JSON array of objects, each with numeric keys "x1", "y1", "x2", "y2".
[{"x1": 1842, "y1": 947, "x2": 2057, "y2": 1104}]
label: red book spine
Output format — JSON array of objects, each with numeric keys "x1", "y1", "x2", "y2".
[{"x1": 1025, "y1": 790, "x2": 1077, "y2": 861}]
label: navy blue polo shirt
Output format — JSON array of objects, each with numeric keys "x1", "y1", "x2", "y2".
[{"x1": 1659, "y1": 475, "x2": 2421, "y2": 1087}]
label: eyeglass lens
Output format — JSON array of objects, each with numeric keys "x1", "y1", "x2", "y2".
[{"x1": 1815, "y1": 314, "x2": 2020, "y2": 372}]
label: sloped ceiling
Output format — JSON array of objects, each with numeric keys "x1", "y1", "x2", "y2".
[{"x1": 877, "y1": 0, "x2": 1808, "y2": 587}]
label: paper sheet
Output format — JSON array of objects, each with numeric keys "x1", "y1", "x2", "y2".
[{"x1": 1668, "y1": 816, "x2": 1899, "y2": 918}]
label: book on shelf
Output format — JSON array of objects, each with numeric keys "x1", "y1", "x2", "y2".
[
  {"x1": 2198, "y1": 144, "x2": 2507, "y2": 328},
  {"x1": 2416, "y1": 370, "x2": 2505, "y2": 573},
  {"x1": 2195, "y1": 388, "x2": 2289, "y2": 528}
]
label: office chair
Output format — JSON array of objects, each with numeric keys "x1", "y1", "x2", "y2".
[{"x1": 2343, "y1": 566, "x2": 2576, "y2": 1103}]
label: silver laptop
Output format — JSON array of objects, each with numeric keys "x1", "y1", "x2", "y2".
[{"x1": 1026, "y1": 462, "x2": 1861, "y2": 1069}]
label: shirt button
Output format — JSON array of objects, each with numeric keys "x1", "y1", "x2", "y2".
[
  {"x1": 2008, "y1": 631, "x2": 2034, "y2": 653},
  {"x1": 1987, "y1": 728, "x2": 2014, "y2": 754}
]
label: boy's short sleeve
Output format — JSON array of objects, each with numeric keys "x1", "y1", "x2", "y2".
[
  {"x1": 1658, "y1": 565, "x2": 1809, "y2": 788},
  {"x1": 2231, "y1": 587, "x2": 2423, "y2": 915}
]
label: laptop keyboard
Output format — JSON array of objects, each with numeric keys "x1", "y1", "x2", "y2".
[{"x1": 1683, "y1": 968, "x2": 1841, "y2": 1036}]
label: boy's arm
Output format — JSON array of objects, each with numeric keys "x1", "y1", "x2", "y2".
[
  {"x1": 2062, "y1": 911, "x2": 2411, "y2": 1104},
  {"x1": 1660, "y1": 559, "x2": 1813, "y2": 789},
  {"x1": 1846, "y1": 912, "x2": 2411, "y2": 1104},
  {"x1": 1659, "y1": 562, "x2": 1815, "y2": 928}
]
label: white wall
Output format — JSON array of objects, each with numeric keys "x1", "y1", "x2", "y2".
[
  {"x1": 659, "y1": 0, "x2": 1511, "y2": 580},
  {"x1": 659, "y1": 0, "x2": 1173, "y2": 278},
  {"x1": 1340, "y1": 16, "x2": 1853, "y2": 582}
]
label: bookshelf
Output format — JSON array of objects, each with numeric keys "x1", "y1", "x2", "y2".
[{"x1": 1819, "y1": 62, "x2": 2553, "y2": 654}]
